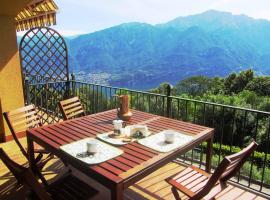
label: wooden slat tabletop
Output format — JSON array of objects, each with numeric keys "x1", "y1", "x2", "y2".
[{"x1": 27, "y1": 109, "x2": 214, "y2": 192}]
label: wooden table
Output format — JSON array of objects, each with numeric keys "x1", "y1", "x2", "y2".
[{"x1": 27, "y1": 109, "x2": 214, "y2": 200}]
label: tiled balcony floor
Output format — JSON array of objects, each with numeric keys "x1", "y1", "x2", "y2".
[{"x1": 0, "y1": 138, "x2": 268, "y2": 200}]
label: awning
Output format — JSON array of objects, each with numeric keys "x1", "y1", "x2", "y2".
[{"x1": 15, "y1": 0, "x2": 58, "y2": 32}]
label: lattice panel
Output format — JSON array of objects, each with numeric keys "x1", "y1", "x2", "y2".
[
  {"x1": 29, "y1": 82, "x2": 70, "y2": 124},
  {"x1": 19, "y1": 27, "x2": 69, "y2": 83}
]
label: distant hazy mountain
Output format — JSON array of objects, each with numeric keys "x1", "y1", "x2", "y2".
[{"x1": 66, "y1": 10, "x2": 270, "y2": 90}]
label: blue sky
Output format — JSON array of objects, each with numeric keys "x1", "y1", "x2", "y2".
[{"x1": 54, "y1": 0, "x2": 270, "y2": 36}]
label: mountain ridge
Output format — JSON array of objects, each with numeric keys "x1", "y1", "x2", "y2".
[{"x1": 66, "y1": 10, "x2": 270, "y2": 90}]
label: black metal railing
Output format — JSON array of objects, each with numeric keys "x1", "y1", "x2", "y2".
[{"x1": 25, "y1": 79, "x2": 270, "y2": 196}]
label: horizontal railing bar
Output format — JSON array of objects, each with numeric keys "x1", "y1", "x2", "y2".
[
  {"x1": 30, "y1": 80, "x2": 270, "y2": 115},
  {"x1": 170, "y1": 96, "x2": 270, "y2": 115},
  {"x1": 73, "y1": 81, "x2": 167, "y2": 97}
]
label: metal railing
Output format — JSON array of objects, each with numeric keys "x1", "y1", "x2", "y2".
[{"x1": 25, "y1": 78, "x2": 270, "y2": 196}]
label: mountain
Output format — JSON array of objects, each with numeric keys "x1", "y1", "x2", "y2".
[{"x1": 66, "y1": 10, "x2": 270, "y2": 90}]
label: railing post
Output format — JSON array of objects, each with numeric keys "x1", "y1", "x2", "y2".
[
  {"x1": 25, "y1": 77, "x2": 31, "y2": 105},
  {"x1": 65, "y1": 76, "x2": 70, "y2": 99},
  {"x1": 71, "y1": 73, "x2": 76, "y2": 96},
  {"x1": 166, "y1": 84, "x2": 173, "y2": 117}
]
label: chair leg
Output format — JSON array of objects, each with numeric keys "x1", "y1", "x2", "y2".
[
  {"x1": 37, "y1": 153, "x2": 54, "y2": 171},
  {"x1": 35, "y1": 168, "x2": 49, "y2": 187},
  {"x1": 171, "y1": 187, "x2": 181, "y2": 200}
]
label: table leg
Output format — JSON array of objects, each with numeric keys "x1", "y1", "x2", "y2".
[
  {"x1": 205, "y1": 137, "x2": 213, "y2": 173},
  {"x1": 27, "y1": 135, "x2": 35, "y2": 173},
  {"x1": 27, "y1": 135, "x2": 49, "y2": 186},
  {"x1": 111, "y1": 184, "x2": 123, "y2": 200}
]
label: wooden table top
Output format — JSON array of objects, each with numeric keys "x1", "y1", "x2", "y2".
[{"x1": 27, "y1": 109, "x2": 214, "y2": 187}]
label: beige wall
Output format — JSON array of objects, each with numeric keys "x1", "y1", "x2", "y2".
[{"x1": 0, "y1": 15, "x2": 25, "y2": 141}]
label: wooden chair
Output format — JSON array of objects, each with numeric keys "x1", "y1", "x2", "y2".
[
  {"x1": 59, "y1": 96, "x2": 85, "y2": 120},
  {"x1": 3, "y1": 105, "x2": 52, "y2": 168},
  {"x1": 0, "y1": 148, "x2": 98, "y2": 200},
  {"x1": 166, "y1": 141, "x2": 258, "y2": 200}
]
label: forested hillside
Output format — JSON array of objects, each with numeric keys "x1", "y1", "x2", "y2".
[
  {"x1": 151, "y1": 69, "x2": 270, "y2": 112},
  {"x1": 68, "y1": 10, "x2": 270, "y2": 90}
]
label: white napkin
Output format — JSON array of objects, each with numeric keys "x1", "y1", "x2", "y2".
[{"x1": 127, "y1": 125, "x2": 150, "y2": 137}]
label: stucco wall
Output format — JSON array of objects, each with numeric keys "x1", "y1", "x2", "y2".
[{"x1": 0, "y1": 15, "x2": 25, "y2": 141}]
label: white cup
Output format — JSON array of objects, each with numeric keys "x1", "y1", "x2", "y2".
[
  {"x1": 113, "y1": 120, "x2": 123, "y2": 130},
  {"x1": 164, "y1": 131, "x2": 175, "y2": 144},
  {"x1": 123, "y1": 126, "x2": 131, "y2": 137},
  {"x1": 87, "y1": 141, "x2": 98, "y2": 154}
]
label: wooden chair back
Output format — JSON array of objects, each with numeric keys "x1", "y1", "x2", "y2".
[
  {"x1": 0, "y1": 148, "x2": 52, "y2": 200},
  {"x1": 3, "y1": 104, "x2": 42, "y2": 158},
  {"x1": 220, "y1": 141, "x2": 258, "y2": 182},
  {"x1": 59, "y1": 97, "x2": 85, "y2": 120},
  {"x1": 194, "y1": 141, "x2": 258, "y2": 199}
]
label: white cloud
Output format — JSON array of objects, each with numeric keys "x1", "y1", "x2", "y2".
[
  {"x1": 56, "y1": 29, "x2": 87, "y2": 37},
  {"x1": 209, "y1": 0, "x2": 237, "y2": 9}
]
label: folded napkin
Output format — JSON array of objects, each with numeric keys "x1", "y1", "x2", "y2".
[{"x1": 126, "y1": 125, "x2": 151, "y2": 137}]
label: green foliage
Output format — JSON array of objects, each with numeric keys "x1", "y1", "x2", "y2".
[
  {"x1": 198, "y1": 90, "x2": 270, "y2": 111},
  {"x1": 201, "y1": 143, "x2": 270, "y2": 168},
  {"x1": 149, "y1": 82, "x2": 174, "y2": 95},
  {"x1": 224, "y1": 69, "x2": 254, "y2": 94},
  {"x1": 246, "y1": 76, "x2": 270, "y2": 96},
  {"x1": 173, "y1": 69, "x2": 265, "y2": 97},
  {"x1": 75, "y1": 86, "x2": 113, "y2": 113},
  {"x1": 165, "y1": 69, "x2": 270, "y2": 112},
  {"x1": 186, "y1": 147, "x2": 270, "y2": 184},
  {"x1": 175, "y1": 76, "x2": 223, "y2": 96}
]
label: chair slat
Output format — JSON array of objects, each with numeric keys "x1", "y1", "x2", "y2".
[
  {"x1": 8, "y1": 104, "x2": 35, "y2": 115},
  {"x1": 12, "y1": 115, "x2": 40, "y2": 126},
  {"x1": 181, "y1": 172, "x2": 204, "y2": 186},
  {"x1": 9, "y1": 110, "x2": 36, "y2": 121},
  {"x1": 65, "y1": 106, "x2": 83, "y2": 115},
  {"x1": 220, "y1": 141, "x2": 258, "y2": 182},
  {"x1": 3, "y1": 105, "x2": 44, "y2": 160},
  {"x1": 186, "y1": 174, "x2": 208, "y2": 189},
  {"x1": 60, "y1": 96, "x2": 79, "y2": 105},
  {"x1": 59, "y1": 97, "x2": 85, "y2": 120},
  {"x1": 175, "y1": 170, "x2": 197, "y2": 183},
  {"x1": 14, "y1": 120, "x2": 40, "y2": 131},
  {"x1": 190, "y1": 179, "x2": 208, "y2": 193},
  {"x1": 66, "y1": 109, "x2": 84, "y2": 119},
  {"x1": 167, "y1": 141, "x2": 258, "y2": 200},
  {"x1": 62, "y1": 101, "x2": 81, "y2": 110},
  {"x1": 223, "y1": 160, "x2": 239, "y2": 172}
]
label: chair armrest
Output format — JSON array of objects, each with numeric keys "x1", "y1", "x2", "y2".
[{"x1": 166, "y1": 177, "x2": 196, "y2": 197}]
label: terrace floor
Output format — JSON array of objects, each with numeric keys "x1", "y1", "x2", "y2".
[{"x1": 0, "y1": 138, "x2": 268, "y2": 200}]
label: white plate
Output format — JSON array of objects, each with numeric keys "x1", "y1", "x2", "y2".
[
  {"x1": 138, "y1": 130, "x2": 194, "y2": 153},
  {"x1": 60, "y1": 138, "x2": 123, "y2": 164},
  {"x1": 97, "y1": 130, "x2": 151, "y2": 146}
]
